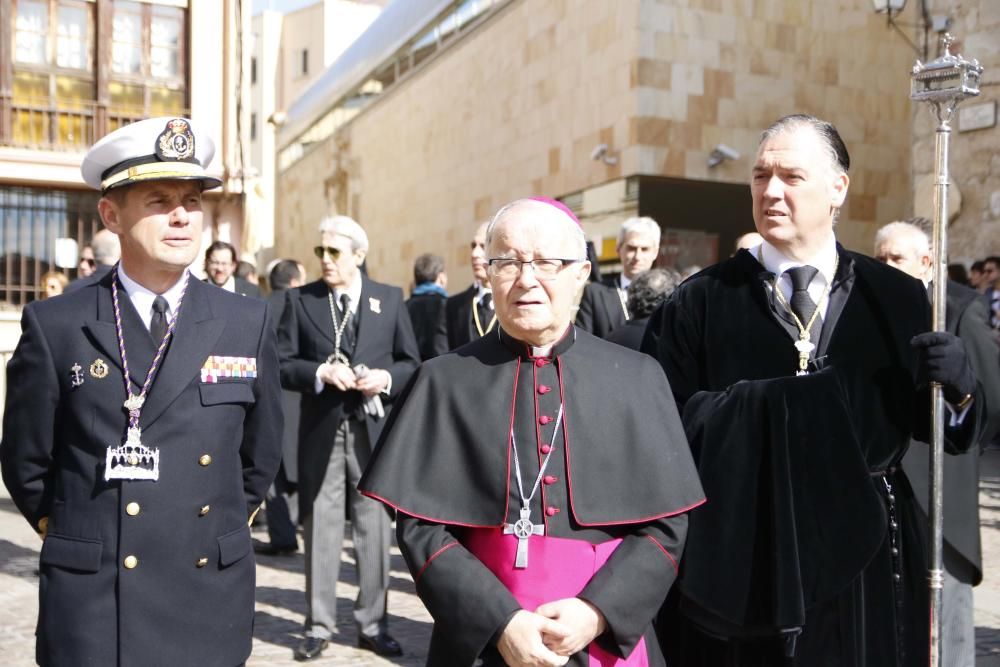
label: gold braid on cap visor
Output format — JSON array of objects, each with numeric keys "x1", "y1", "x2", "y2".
[{"x1": 100, "y1": 161, "x2": 207, "y2": 191}]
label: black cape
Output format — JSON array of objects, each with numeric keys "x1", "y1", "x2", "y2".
[{"x1": 360, "y1": 327, "x2": 704, "y2": 527}]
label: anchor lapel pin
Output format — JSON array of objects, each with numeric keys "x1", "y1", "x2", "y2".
[{"x1": 70, "y1": 363, "x2": 85, "y2": 388}]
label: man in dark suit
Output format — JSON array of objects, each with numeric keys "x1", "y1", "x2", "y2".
[
  {"x1": 277, "y1": 215, "x2": 420, "y2": 661},
  {"x1": 406, "y1": 253, "x2": 449, "y2": 360},
  {"x1": 205, "y1": 240, "x2": 262, "y2": 298},
  {"x1": 0, "y1": 117, "x2": 283, "y2": 667},
  {"x1": 575, "y1": 216, "x2": 660, "y2": 337},
  {"x1": 645, "y1": 114, "x2": 982, "y2": 666},
  {"x1": 875, "y1": 219, "x2": 1000, "y2": 666},
  {"x1": 253, "y1": 259, "x2": 308, "y2": 557},
  {"x1": 445, "y1": 221, "x2": 495, "y2": 349}
]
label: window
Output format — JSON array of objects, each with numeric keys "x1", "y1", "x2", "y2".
[
  {"x1": 10, "y1": 0, "x2": 96, "y2": 148},
  {"x1": 298, "y1": 49, "x2": 309, "y2": 78},
  {"x1": 250, "y1": 113, "x2": 257, "y2": 142},
  {"x1": 2, "y1": 0, "x2": 189, "y2": 151},
  {"x1": 109, "y1": 1, "x2": 187, "y2": 126},
  {"x1": 0, "y1": 186, "x2": 101, "y2": 306},
  {"x1": 251, "y1": 56, "x2": 258, "y2": 85}
]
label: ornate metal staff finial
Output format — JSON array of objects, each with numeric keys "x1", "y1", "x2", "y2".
[{"x1": 909, "y1": 30, "x2": 983, "y2": 667}]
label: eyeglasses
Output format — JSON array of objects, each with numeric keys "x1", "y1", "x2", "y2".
[
  {"x1": 313, "y1": 246, "x2": 343, "y2": 261},
  {"x1": 487, "y1": 258, "x2": 582, "y2": 280}
]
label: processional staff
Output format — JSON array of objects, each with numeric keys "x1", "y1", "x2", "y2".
[{"x1": 909, "y1": 32, "x2": 983, "y2": 667}]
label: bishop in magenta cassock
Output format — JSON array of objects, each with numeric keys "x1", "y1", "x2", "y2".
[{"x1": 360, "y1": 198, "x2": 704, "y2": 667}]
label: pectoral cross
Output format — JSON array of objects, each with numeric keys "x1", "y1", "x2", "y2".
[
  {"x1": 503, "y1": 507, "x2": 544, "y2": 569},
  {"x1": 794, "y1": 335, "x2": 815, "y2": 376}
]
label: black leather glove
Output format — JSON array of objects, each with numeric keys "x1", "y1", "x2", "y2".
[{"x1": 910, "y1": 332, "x2": 976, "y2": 404}]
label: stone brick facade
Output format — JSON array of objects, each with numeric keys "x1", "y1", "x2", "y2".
[{"x1": 276, "y1": 0, "x2": 931, "y2": 288}]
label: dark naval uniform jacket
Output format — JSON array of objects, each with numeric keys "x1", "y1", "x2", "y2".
[
  {"x1": 276, "y1": 278, "x2": 420, "y2": 522},
  {"x1": 0, "y1": 271, "x2": 283, "y2": 667}
]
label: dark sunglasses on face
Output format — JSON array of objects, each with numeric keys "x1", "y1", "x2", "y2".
[
  {"x1": 314, "y1": 245, "x2": 343, "y2": 260},
  {"x1": 80, "y1": 258, "x2": 95, "y2": 267}
]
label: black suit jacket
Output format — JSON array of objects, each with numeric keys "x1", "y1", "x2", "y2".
[
  {"x1": 445, "y1": 284, "x2": 479, "y2": 350},
  {"x1": 605, "y1": 317, "x2": 649, "y2": 351},
  {"x1": 0, "y1": 272, "x2": 283, "y2": 667},
  {"x1": 277, "y1": 278, "x2": 420, "y2": 521},
  {"x1": 65, "y1": 263, "x2": 113, "y2": 293},
  {"x1": 406, "y1": 291, "x2": 448, "y2": 360},
  {"x1": 900, "y1": 280, "x2": 1000, "y2": 584},
  {"x1": 576, "y1": 281, "x2": 627, "y2": 338},
  {"x1": 204, "y1": 276, "x2": 262, "y2": 299}
]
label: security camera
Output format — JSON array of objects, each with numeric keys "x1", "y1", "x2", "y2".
[
  {"x1": 714, "y1": 143, "x2": 740, "y2": 160},
  {"x1": 708, "y1": 143, "x2": 740, "y2": 168},
  {"x1": 590, "y1": 143, "x2": 608, "y2": 161}
]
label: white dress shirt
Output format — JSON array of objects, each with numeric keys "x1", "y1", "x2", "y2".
[
  {"x1": 754, "y1": 235, "x2": 839, "y2": 323},
  {"x1": 117, "y1": 265, "x2": 188, "y2": 332}
]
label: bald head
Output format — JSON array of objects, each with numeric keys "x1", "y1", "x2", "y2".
[
  {"x1": 873, "y1": 220, "x2": 931, "y2": 281},
  {"x1": 487, "y1": 199, "x2": 586, "y2": 260},
  {"x1": 92, "y1": 229, "x2": 121, "y2": 266}
]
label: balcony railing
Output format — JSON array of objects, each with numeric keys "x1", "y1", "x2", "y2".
[{"x1": 0, "y1": 98, "x2": 189, "y2": 152}]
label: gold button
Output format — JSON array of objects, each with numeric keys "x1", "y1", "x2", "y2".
[
  {"x1": 123, "y1": 555, "x2": 138, "y2": 569},
  {"x1": 196, "y1": 557, "x2": 208, "y2": 568},
  {"x1": 199, "y1": 505, "x2": 210, "y2": 516},
  {"x1": 125, "y1": 502, "x2": 141, "y2": 516},
  {"x1": 199, "y1": 455, "x2": 212, "y2": 466}
]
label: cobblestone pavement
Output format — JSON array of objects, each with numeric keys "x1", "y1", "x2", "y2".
[{"x1": 2, "y1": 450, "x2": 1000, "y2": 665}]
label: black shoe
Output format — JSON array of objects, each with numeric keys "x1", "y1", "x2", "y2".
[
  {"x1": 358, "y1": 632, "x2": 403, "y2": 657},
  {"x1": 253, "y1": 538, "x2": 298, "y2": 556},
  {"x1": 294, "y1": 636, "x2": 328, "y2": 661}
]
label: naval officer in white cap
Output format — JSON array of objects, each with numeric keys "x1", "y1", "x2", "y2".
[{"x1": 1, "y1": 118, "x2": 283, "y2": 667}]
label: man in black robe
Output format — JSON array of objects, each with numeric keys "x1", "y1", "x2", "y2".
[
  {"x1": 875, "y1": 219, "x2": 1000, "y2": 666},
  {"x1": 643, "y1": 114, "x2": 982, "y2": 666},
  {"x1": 361, "y1": 197, "x2": 704, "y2": 666}
]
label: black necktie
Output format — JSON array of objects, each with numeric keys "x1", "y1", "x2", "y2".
[
  {"x1": 150, "y1": 296, "x2": 169, "y2": 344},
  {"x1": 478, "y1": 292, "x2": 493, "y2": 330},
  {"x1": 786, "y1": 265, "x2": 819, "y2": 335},
  {"x1": 339, "y1": 293, "x2": 356, "y2": 352}
]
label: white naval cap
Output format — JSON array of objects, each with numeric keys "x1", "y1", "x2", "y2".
[{"x1": 80, "y1": 117, "x2": 222, "y2": 193}]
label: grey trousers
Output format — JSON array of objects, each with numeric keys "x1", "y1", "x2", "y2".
[
  {"x1": 304, "y1": 420, "x2": 391, "y2": 639},
  {"x1": 941, "y1": 565, "x2": 975, "y2": 667}
]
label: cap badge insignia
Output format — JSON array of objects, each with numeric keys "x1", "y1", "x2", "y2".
[
  {"x1": 156, "y1": 118, "x2": 196, "y2": 161},
  {"x1": 368, "y1": 297, "x2": 381, "y2": 314},
  {"x1": 90, "y1": 358, "x2": 109, "y2": 379}
]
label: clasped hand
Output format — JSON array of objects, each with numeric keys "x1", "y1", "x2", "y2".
[
  {"x1": 318, "y1": 363, "x2": 389, "y2": 397},
  {"x1": 497, "y1": 599, "x2": 606, "y2": 667}
]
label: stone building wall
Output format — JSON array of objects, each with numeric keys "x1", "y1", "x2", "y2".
[
  {"x1": 912, "y1": 1, "x2": 1000, "y2": 265},
  {"x1": 276, "y1": 0, "x2": 919, "y2": 288}
]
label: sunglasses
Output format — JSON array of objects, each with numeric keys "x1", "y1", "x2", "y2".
[
  {"x1": 79, "y1": 258, "x2": 95, "y2": 267},
  {"x1": 313, "y1": 246, "x2": 343, "y2": 260}
]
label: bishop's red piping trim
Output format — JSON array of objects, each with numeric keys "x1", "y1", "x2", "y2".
[
  {"x1": 645, "y1": 535, "x2": 678, "y2": 573},
  {"x1": 415, "y1": 543, "x2": 459, "y2": 586},
  {"x1": 359, "y1": 493, "x2": 503, "y2": 529}
]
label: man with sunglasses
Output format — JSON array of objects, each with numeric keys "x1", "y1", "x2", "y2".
[
  {"x1": 67, "y1": 229, "x2": 120, "y2": 292},
  {"x1": 276, "y1": 215, "x2": 419, "y2": 661},
  {"x1": 361, "y1": 198, "x2": 703, "y2": 666}
]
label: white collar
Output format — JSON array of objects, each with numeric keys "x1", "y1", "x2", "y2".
[
  {"x1": 755, "y1": 235, "x2": 838, "y2": 287},
  {"x1": 619, "y1": 274, "x2": 632, "y2": 290},
  {"x1": 117, "y1": 264, "x2": 189, "y2": 330},
  {"x1": 332, "y1": 276, "x2": 363, "y2": 313},
  {"x1": 475, "y1": 282, "x2": 493, "y2": 305},
  {"x1": 218, "y1": 275, "x2": 236, "y2": 292}
]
